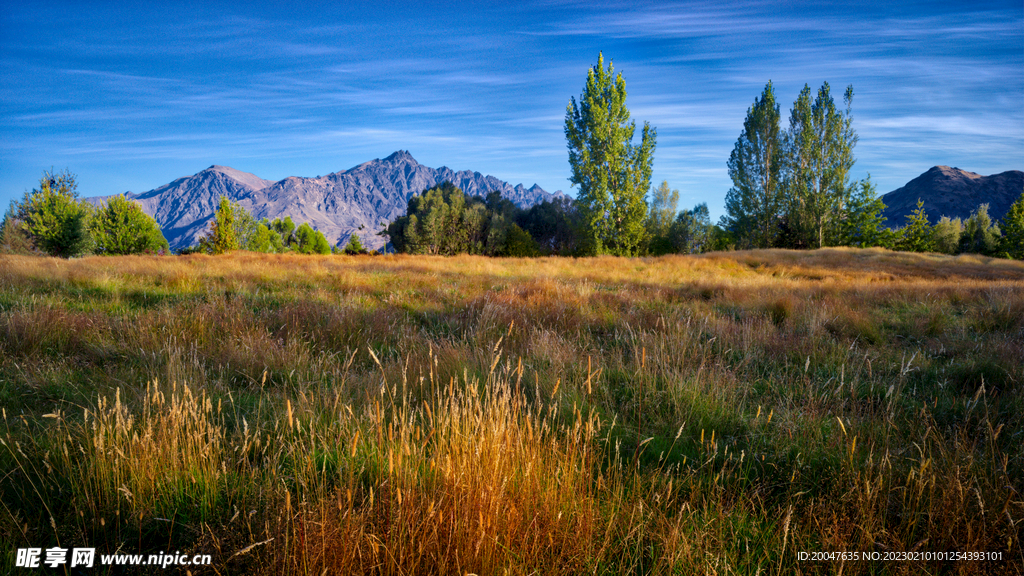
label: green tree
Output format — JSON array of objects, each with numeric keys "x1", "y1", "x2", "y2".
[
  {"x1": 294, "y1": 223, "x2": 332, "y2": 254},
  {"x1": 15, "y1": 169, "x2": 92, "y2": 257},
  {"x1": 387, "y1": 183, "x2": 483, "y2": 255},
  {"x1": 723, "y1": 81, "x2": 784, "y2": 248},
  {"x1": 497, "y1": 224, "x2": 539, "y2": 257},
  {"x1": 784, "y1": 83, "x2": 858, "y2": 248},
  {"x1": 90, "y1": 194, "x2": 169, "y2": 255},
  {"x1": 896, "y1": 199, "x2": 934, "y2": 252},
  {"x1": 199, "y1": 196, "x2": 240, "y2": 254},
  {"x1": 932, "y1": 216, "x2": 963, "y2": 254},
  {"x1": 646, "y1": 180, "x2": 679, "y2": 251},
  {"x1": 565, "y1": 53, "x2": 655, "y2": 256},
  {"x1": 959, "y1": 204, "x2": 1000, "y2": 255},
  {"x1": 271, "y1": 217, "x2": 297, "y2": 248},
  {"x1": 517, "y1": 197, "x2": 580, "y2": 256},
  {"x1": 343, "y1": 233, "x2": 366, "y2": 255},
  {"x1": 670, "y1": 203, "x2": 714, "y2": 254},
  {"x1": 842, "y1": 176, "x2": 894, "y2": 248},
  {"x1": 998, "y1": 192, "x2": 1024, "y2": 259}
]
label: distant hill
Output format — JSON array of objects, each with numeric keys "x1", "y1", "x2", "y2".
[
  {"x1": 881, "y1": 166, "x2": 1023, "y2": 228},
  {"x1": 86, "y1": 151, "x2": 561, "y2": 251}
]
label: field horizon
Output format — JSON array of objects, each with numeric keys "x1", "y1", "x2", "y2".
[{"x1": 2, "y1": 248, "x2": 1022, "y2": 574}]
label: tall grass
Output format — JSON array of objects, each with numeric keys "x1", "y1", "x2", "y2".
[{"x1": 1, "y1": 249, "x2": 1021, "y2": 574}]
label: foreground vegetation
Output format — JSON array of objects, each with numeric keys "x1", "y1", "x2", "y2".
[{"x1": 1, "y1": 249, "x2": 1022, "y2": 574}]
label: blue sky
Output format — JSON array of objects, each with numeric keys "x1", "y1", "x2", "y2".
[{"x1": 2, "y1": 0, "x2": 1021, "y2": 221}]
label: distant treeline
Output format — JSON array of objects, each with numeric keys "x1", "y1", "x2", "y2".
[
  {"x1": 384, "y1": 181, "x2": 733, "y2": 257},
  {"x1": 0, "y1": 172, "x2": 368, "y2": 257},
  {"x1": 178, "y1": 196, "x2": 364, "y2": 256},
  {"x1": 382, "y1": 180, "x2": 1023, "y2": 259}
]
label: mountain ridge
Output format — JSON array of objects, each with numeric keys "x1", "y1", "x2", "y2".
[{"x1": 86, "y1": 152, "x2": 561, "y2": 251}]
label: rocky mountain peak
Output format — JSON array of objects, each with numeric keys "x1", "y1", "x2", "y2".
[{"x1": 383, "y1": 150, "x2": 416, "y2": 164}]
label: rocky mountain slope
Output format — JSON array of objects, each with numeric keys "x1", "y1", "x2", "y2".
[
  {"x1": 87, "y1": 151, "x2": 560, "y2": 250},
  {"x1": 881, "y1": 166, "x2": 1022, "y2": 228}
]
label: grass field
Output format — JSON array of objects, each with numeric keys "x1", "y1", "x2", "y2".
[{"x1": 1, "y1": 249, "x2": 1022, "y2": 574}]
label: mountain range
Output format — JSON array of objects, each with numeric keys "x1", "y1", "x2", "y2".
[
  {"x1": 881, "y1": 166, "x2": 1022, "y2": 228},
  {"x1": 86, "y1": 156, "x2": 1020, "y2": 252},
  {"x1": 86, "y1": 151, "x2": 559, "y2": 251}
]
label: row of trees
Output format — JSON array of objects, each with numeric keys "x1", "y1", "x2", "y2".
[
  {"x1": 386, "y1": 184, "x2": 566, "y2": 257},
  {"x1": 1, "y1": 170, "x2": 168, "y2": 257},
  {"x1": 0, "y1": 171, "x2": 356, "y2": 258},
  {"x1": 723, "y1": 81, "x2": 867, "y2": 249},
  {"x1": 189, "y1": 196, "x2": 360, "y2": 255},
  {"x1": 895, "y1": 199, "x2": 1024, "y2": 259},
  {"x1": 716, "y1": 79, "x2": 1023, "y2": 258}
]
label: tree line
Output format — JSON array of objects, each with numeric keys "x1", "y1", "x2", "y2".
[
  {"x1": 0, "y1": 172, "x2": 362, "y2": 257},
  {"x1": 721, "y1": 80, "x2": 1022, "y2": 258}
]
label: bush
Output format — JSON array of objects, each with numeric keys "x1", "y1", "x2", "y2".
[
  {"x1": 343, "y1": 233, "x2": 367, "y2": 255},
  {"x1": 198, "y1": 196, "x2": 240, "y2": 254},
  {"x1": 14, "y1": 169, "x2": 92, "y2": 257},
  {"x1": 959, "y1": 204, "x2": 1000, "y2": 255},
  {"x1": 296, "y1": 223, "x2": 331, "y2": 254},
  {"x1": 90, "y1": 194, "x2": 169, "y2": 255}
]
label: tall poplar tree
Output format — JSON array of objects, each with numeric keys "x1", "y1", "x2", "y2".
[
  {"x1": 565, "y1": 53, "x2": 656, "y2": 256},
  {"x1": 723, "y1": 81, "x2": 784, "y2": 248},
  {"x1": 784, "y1": 82, "x2": 858, "y2": 248}
]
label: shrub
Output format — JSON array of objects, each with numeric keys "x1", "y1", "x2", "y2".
[
  {"x1": 15, "y1": 169, "x2": 92, "y2": 257},
  {"x1": 343, "y1": 233, "x2": 367, "y2": 255},
  {"x1": 90, "y1": 194, "x2": 169, "y2": 255}
]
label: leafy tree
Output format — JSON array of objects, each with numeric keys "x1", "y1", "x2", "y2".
[
  {"x1": 998, "y1": 191, "x2": 1024, "y2": 259},
  {"x1": 271, "y1": 217, "x2": 297, "y2": 248},
  {"x1": 15, "y1": 169, "x2": 92, "y2": 257},
  {"x1": 842, "y1": 176, "x2": 894, "y2": 248},
  {"x1": 670, "y1": 203, "x2": 714, "y2": 254},
  {"x1": 932, "y1": 216, "x2": 963, "y2": 254},
  {"x1": 784, "y1": 83, "x2": 858, "y2": 248},
  {"x1": 343, "y1": 233, "x2": 367, "y2": 255},
  {"x1": 295, "y1": 223, "x2": 332, "y2": 254},
  {"x1": 199, "y1": 196, "x2": 240, "y2": 254},
  {"x1": 90, "y1": 194, "x2": 169, "y2": 255},
  {"x1": 646, "y1": 180, "x2": 679, "y2": 251},
  {"x1": 959, "y1": 204, "x2": 1000, "y2": 255},
  {"x1": 498, "y1": 224, "x2": 539, "y2": 257},
  {"x1": 245, "y1": 222, "x2": 276, "y2": 253},
  {"x1": 261, "y1": 219, "x2": 286, "y2": 252},
  {"x1": 565, "y1": 52, "x2": 656, "y2": 256},
  {"x1": 387, "y1": 182, "x2": 482, "y2": 255},
  {"x1": 228, "y1": 203, "x2": 275, "y2": 252},
  {"x1": 517, "y1": 197, "x2": 580, "y2": 255},
  {"x1": 723, "y1": 81, "x2": 784, "y2": 248},
  {"x1": 896, "y1": 199, "x2": 934, "y2": 252}
]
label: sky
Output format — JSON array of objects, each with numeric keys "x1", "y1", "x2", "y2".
[{"x1": 2, "y1": 0, "x2": 1021, "y2": 221}]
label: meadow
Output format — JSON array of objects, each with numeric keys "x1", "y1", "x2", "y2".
[{"x1": 1, "y1": 249, "x2": 1021, "y2": 574}]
